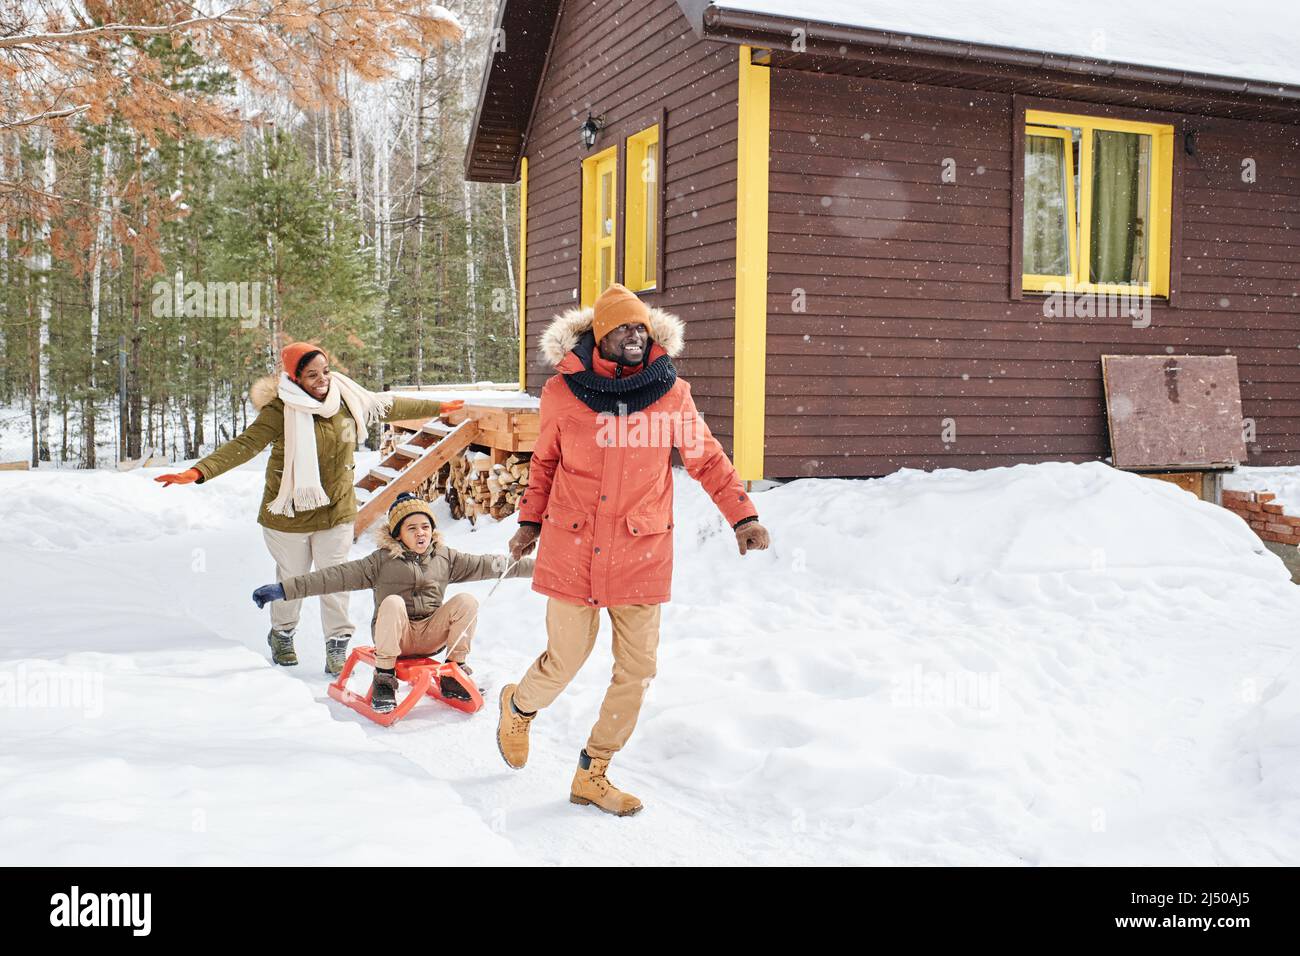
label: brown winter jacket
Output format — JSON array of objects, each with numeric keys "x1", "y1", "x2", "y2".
[
  {"x1": 193, "y1": 375, "x2": 446, "y2": 534},
  {"x1": 280, "y1": 524, "x2": 536, "y2": 635}
]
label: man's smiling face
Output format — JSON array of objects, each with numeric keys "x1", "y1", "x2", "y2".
[{"x1": 599, "y1": 322, "x2": 649, "y2": 365}]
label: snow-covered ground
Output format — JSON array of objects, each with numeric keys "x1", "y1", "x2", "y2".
[
  {"x1": 0, "y1": 404, "x2": 35, "y2": 463},
  {"x1": 2, "y1": 448, "x2": 1298, "y2": 864}
]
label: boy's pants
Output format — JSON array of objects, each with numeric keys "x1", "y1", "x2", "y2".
[
  {"x1": 514, "y1": 598, "x2": 661, "y2": 761},
  {"x1": 373, "y1": 593, "x2": 479, "y2": 669},
  {"x1": 262, "y1": 524, "x2": 355, "y2": 639}
]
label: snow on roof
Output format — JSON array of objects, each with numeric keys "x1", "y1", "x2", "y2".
[{"x1": 715, "y1": 0, "x2": 1300, "y2": 88}]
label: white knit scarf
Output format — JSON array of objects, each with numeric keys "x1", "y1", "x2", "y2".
[{"x1": 267, "y1": 371, "x2": 394, "y2": 517}]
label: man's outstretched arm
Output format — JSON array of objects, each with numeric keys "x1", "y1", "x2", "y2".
[{"x1": 674, "y1": 381, "x2": 770, "y2": 554}]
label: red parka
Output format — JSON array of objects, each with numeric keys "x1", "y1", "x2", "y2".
[{"x1": 518, "y1": 305, "x2": 759, "y2": 607}]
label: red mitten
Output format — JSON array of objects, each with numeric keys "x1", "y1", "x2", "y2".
[{"x1": 155, "y1": 467, "x2": 201, "y2": 486}]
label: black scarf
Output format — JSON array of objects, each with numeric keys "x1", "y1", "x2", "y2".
[{"x1": 561, "y1": 329, "x2": 677, "y2": 415}]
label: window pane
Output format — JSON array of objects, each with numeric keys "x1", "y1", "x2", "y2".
[
  {"x1": 1023, "y1": 134, "x2": 1070, "y2": 276},
  {"x1": 1090, "y1": 130, "x2": 1150, "y2": 285},
  {"x1": 644, "y1": 160, "x2": 656, "y2": 282},
  {"x1": 600, "y1": 171, "x2": 613, "y2": 237}
]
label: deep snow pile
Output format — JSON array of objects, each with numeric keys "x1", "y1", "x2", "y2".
[{"x1": 2, "y1": 455, "x2": 1298, "y2": 865}]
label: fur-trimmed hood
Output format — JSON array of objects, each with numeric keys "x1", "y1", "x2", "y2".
[
  {"x1": 538, "y1": 305, "x2": 684, "y2": 369},
  {"x1": 370, "y1": 520, "x2": 443, "y2": 559},
  {"x1": 250, "y1": 374, "x2": 279, "y2": 411}
]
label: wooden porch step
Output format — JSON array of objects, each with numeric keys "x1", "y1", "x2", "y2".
[{"x1": 352, "y1": 419, "x2": 482, "y2": 539}]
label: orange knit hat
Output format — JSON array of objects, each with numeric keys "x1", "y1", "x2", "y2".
[
  {"x1": 281, "y1": 342, "x2": 324, "y2": 381},
  {"x1": 591, "y1": 283, "x2": 651, "y2": 345}
]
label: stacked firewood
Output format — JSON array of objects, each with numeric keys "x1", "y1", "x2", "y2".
[
  {"x1": 437, "y1": 451, "x2": 531, "y2": 523},
  {"x1": 376, "y1": 422, "x2": 532, "y2": 523}
]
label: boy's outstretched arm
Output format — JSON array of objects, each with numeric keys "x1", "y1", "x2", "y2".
[
  {"x1": 448, "y1": 548, "x2": 536, "y2": 584},
  {"x1": 252, "y1": 551, "x2": 380, "y2": 606}
]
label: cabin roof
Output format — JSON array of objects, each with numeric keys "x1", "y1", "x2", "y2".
[
  {"x1": 465, "y1": 0, "x2": 1300, "y2": 183},
  {"x1": 709, "y1": 1, "x2": 1300, "y2": 89}
]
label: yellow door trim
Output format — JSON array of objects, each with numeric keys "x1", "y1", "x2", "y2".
[
  {"x1": 734, "y1": 45, "x2": 769, "y2": 481},
  {"x1": 519, "y1": 156, "x2": 528, "y2": 390}
]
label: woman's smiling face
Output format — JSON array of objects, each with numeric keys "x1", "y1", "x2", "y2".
[{"x1": 296, "y1": 353, "x2": 330, "y2": 400}]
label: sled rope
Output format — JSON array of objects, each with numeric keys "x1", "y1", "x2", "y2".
[{"x1": 443, "y1": 555, "x2": 522, "y2": 661}]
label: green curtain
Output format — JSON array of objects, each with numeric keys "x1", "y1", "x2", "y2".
[
  {"x1": 1023, "y1": 135, "x2": 1069, "y2": 276},
  {"x1": 1089, "y1": 130, "x2": 1144, "y2": 284}
]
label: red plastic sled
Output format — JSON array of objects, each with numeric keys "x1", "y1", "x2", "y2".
[{"x1": 327, "y1": 645, "x2": 484, "y2": 726}]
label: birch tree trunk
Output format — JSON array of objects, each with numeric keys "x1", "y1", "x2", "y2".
[
  {"x1": 84, "y1": 139, "x2": 114, "y2": 467},
  {"x1": 500, "y1": 185, "x2": 516, "y2": 335},
  {"x1": 347, "y1": 70, "x2": 364, "y2": 214},
  {"x1": 413, "y1": 56, "x2": 426, "y2": 385},
  {"x1": 33, "y1": 127, "x2": 55, "y2": 463}
]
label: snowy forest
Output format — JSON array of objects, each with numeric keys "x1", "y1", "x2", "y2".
[{"x1": 0, "y1": 0, "x2": 516, "y2": 468}]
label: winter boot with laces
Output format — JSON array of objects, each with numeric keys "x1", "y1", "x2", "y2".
[
  {"x1": 324, "y1": 635, "x2": 351, "y2": 676},
  {"x1": 570, "y1": 750, "x2": 643, "y2": 817},
  {"x1": 495, "y1": 683, "x2": 534, "y2": 769},
  {"x1": 371, "y1": 670, "x2": 399, "y2": 714},
  {"x1": 439, "y1": 663, "x2": 474, "y2": 701},
  {"x1": 267, "y1": 628, "x2": 298, "y2": 666}
]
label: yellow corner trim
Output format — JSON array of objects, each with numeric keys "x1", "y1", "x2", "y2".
[{"x1": 734, "y1": 46, "x2": 769, "y2": 481}]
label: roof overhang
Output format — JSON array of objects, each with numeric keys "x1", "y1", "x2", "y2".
[{"x1": 464, "y1": 0, "x2": 565, "y2": 183}]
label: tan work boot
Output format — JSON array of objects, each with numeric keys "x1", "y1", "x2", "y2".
[
  {"x1": 570, "y1": 750, "x2": 643, "y2": 816},
  {"x1": 496, "y1": 684, "x2": 534, "y2": 769}
]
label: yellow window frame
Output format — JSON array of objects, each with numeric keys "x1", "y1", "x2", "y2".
[
  {"x1": 581, "y1": 144, "x2": 619, "y2": 307},
  {"x1": 624, "y1": 124, "x2": 660, "y2": 293},
  {"x1": 1023, "y1": 109, "x2": 1174, "y2": 297}
]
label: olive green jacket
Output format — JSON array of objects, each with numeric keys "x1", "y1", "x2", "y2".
[
  {"x1": 281, "y1": 525, "x2": 536, "y2": 635},
  {"x1": 194, "y1": 375, "x2": 445, "y2": 533}
]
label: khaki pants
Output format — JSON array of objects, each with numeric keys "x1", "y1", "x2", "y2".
[
  {"x1": 373, "y1": 593, "x2": 478, "y2": 670},
  {"x1": 515, "y1": 598, "x2": 661, "y2": 761},
  {"x1": 262, "y1": 524, "x2": 355, "y2": 639}
]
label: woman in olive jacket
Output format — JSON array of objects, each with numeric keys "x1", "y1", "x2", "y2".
[{"x1": 157, "y1": 342, "x2": 461, "y2": 673}]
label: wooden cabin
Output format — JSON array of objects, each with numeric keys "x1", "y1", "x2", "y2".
[{"x1": 464, "y1": 0, "x2": 1300, "y2": 481}]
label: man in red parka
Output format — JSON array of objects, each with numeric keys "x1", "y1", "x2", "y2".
[{"x1": 498, "y1": 282, "x2": 771, "y2": 816}]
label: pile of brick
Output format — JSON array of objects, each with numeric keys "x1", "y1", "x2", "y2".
[{"x1": 1222, "y1": 490, "x2": 1300, "y2": 545}]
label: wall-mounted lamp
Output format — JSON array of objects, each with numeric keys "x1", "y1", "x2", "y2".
[
  {"x1": 1184, "y1": 130, "x2": 1198, "y2": 156},
  {"x1": 580, "y1": 113, "x2": 605, "y2": 150}
]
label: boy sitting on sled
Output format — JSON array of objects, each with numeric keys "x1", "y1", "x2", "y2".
[{"x1": 252, "y1": 493, "x2": 535, "y2": 712}]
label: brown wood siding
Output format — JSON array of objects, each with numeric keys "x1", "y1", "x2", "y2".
[
  {"x1": 521, "y1": 0, "x2": 741, "y2": 449},
  {"x1": 766, "y1": 68, "x2": 1300, "y2": 478}
]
